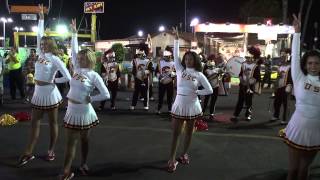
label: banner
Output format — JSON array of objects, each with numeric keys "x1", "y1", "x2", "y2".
[{"x1": 84, "y1": 2, "x2": 104, "y2": 13}]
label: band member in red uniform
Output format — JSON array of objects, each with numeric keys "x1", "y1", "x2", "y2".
[
  {"x1": 99, "y1": 49, "x2": 120, "y2": 110},
  {"x1": 270, "y1": 49, "x2": 293, "y2": 124},
  {"x1": 156, "y1": 46, "x2": 175, "y2": 114},
  {"x1": 202, "y1": 55, "x2": 224, "y2": 120},
  {"x1": 130, "y1": 44, "x2": 153, "y2": 110},
  {"x1": 231, "y1": 47, "x2": 261, "y2": 122}
]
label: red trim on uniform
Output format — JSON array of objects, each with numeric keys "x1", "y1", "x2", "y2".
[
  {"x1": 171, "y1": 113, "x2": 203, "y2": 120},
  {"x1": 31, "y1": 100, "x2": 63, "y2": 110},
  {"x1": 64, "y1": 120, "x2": 99, "y2": 130},
  {"x1": 280, "y1": 132, "x2": 320, "y2": 151}
]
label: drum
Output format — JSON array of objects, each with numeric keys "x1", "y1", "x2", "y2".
[{"x1": 226, "y1": 56, "x2": 245, "y2": 77}]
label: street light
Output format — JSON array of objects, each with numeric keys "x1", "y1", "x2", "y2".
[
  {"x1": 159, "y1": 25, "x2": 165, "y2": 32},
  {"x1": 138, "y1": 30, "x2": 144, "y2": 37},
  {"x1": 0, "y1": 17, "x2": 13, "y2": 48},
  {"x1": 14, "y1": 26, "x2": 24, "y2": 32}
]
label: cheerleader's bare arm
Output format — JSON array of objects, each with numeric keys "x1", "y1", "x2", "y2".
[
  {"x1": 197, "y1": 73, "x2": 213, "y2": 95},
  {"x1": 174, "y1": 40, "x2": 183, "y2": 72},
  {"x1": 91, "y1": 74, "x2": 110, "y2": 102}
]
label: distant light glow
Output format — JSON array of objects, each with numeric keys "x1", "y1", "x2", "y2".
[
  {"x1": 56, "y1": 24, "x2": 68, "y2": 34},
  {"x1": 32, "y1": 26, "x2": 38, "y2": 32},
  {"x1": 190, "y1": 18, "x2": 199, "y2": 27},
  {"x1": 159, "y1": 25, "x2": 165, "y2": 32},
  {"x1": 138, "y1": 30, "x2": 143, "y2": 37}
]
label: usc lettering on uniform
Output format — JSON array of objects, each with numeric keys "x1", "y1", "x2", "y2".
[
  {"x1": 38, "y1": 58, "x2": 50, "y2": 65},
  {"x1": 72, "y1": 73, "x2": 87, "y2": 82},
  {"x1": 182, "y1": 71, "x2": 195, "y2": 81},
  {"x1": 304, "y1": 83, "x2": 320, "y2": 93}
]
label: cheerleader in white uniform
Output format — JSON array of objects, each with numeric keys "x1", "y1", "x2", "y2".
[
  {"x1": 61, "y1": 19, "x2": 110, "y2": 180},
  {"x1": 280, "y1": 14, "x2": 320, "y2": 180},
  {"x1": 168, "y1": 28, "x2": 213, "y2": 172},
  {"x1": 19, "y1": 5, "x2": 71, "y2": 166}
]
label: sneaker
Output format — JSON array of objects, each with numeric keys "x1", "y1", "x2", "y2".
[
  {"x1": 230, "y1": 116, "x2": 239, "y2": 123},
  {"x1": 209, "y1": 114, "x2": 215, "y2": 121},
  {"x1": 245, "y1": 116, "x2": 252, "y2": 122},
  {"x1": 130, "y1": 106, "x2": 135, "y2": 110},
  {"x1": 150, "y1": 97, "x2": 155, "y2": 101},
  {"x1": 79, "y1": 164, "x2": 90, "y2": 176},
  {"x1": 45, "y1": 151, "x2": 55, "y2": 161},
  {"x1": 156, "y1": 110, "x2": 161, "y2": 115},
  {"x1": 144, "y1": 106, "x2": 149, "y2": 110},
  {"x1": 139, "y1": 98, "x2": 144, "y2": 101},
  {"x1": 167, "y1": 160, "x2": 178, "y2": 173},
  {"x1": 178, "y1": 154, "x2": 190, "y2": 165},
  {"x1": 17, "y1": 154, "x2": 35, "y2": 167},
  {"x1": 270, "y1": 116, "x2": 279, "y2": 122},
  {"x1": 111, "y1": 106, "x2": 116, "y2": 111},
  {"x1": 60, "y1": 172, "x2": 74, "y2": 180},
  {"x1": 280, "y1": 120, "x2": 287, "y2": 125}
]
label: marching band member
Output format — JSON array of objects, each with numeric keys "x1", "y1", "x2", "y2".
[
  {"x1": 231, "y1": 46, "x2": 261, "y2": 122},
  {"x1": 18, "y1": 4, "x2": 71, "y2": 166},
  {"x1": 270, "y1": 49, "x2": 293, "y2": 124},
  {"x1": 281, "y1": 14, "x2": 320, "y2": 180},
  {"x1": 202, "y1": 55, "x2": 223, "y2": 120},
  {"x1": 156, "y1": 46, "x2": 175, "y2": 114},
  {"x1": 99, "y1": 49, "x2": 120, "y2": 110},
  {"x1": 61, "y1": 19, "x2": 110, "y2": 180},
  {"x1": 130, "y1": 44, "x2": 153, "y2": 110},
  {"x1": 168, "y1": 27, "x2": 213, "y2": 172}
]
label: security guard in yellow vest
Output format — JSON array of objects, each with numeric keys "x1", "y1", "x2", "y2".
[{"x1": 5, "y1": 47, "x2": 25, "y2": 100}]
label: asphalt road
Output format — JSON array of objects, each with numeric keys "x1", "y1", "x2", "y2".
[{"x1": 0, "y1": 86, "x2": 320, "y2": 180}]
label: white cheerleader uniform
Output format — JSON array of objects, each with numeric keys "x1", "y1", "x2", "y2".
[
  {"x1": 31, "y1": 19, "x2": 71, "y2": 110},
  {"x1": 282, "y1": 33, "x2": 320, "y2": 151},
  {"x1": 64, "y1": 33, "x2": 110, "y2": 130},
  {"x1": 171, "y1": 40, "x2": 213, "y2": 120}
]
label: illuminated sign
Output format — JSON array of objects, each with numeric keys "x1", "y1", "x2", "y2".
[{"x1": 84, "y1": 2, "x2": 104, "y2": 13}]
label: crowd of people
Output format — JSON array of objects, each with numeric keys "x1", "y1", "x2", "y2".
[{"x1": 0, "y1": 5, "x2": 319, "y2": 180}]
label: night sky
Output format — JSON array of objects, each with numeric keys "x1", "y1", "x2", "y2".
[{"x1": 0, "y1": 0, "x2": 319, "y2": 47}]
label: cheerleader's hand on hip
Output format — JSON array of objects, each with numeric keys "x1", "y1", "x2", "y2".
[
  {"x1": 86, "y1": 96, "x2": 92, "y2": 104},
  {"x1": 285, "y1": 84, "x2": 292, "y2": 93}
]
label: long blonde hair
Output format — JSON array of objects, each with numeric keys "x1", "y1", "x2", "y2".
[
  {"x1": 41, "y1": 37, "x2": 59, "y2": 56},
  {"x1": 78, "y1": 49, "x2": 96, "y2": 69}
]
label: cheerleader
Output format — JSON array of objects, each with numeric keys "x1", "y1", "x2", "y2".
[
  {"x1": 99, "y1": 49, "x2": 120, "y2": 110},
  {"x1": 231, "y1": 47, "x2": 261, "y2": 122},
  {"x1": 202, "y1": 55, "x2": 223, "y2": 120},
  {"x1": 281, "y1": 14, "x2": 320, "y2": 180},
  {"x1": 130, "y1": 44, "x2": 153, "y2": 110},
  {"x1": 61, "y1": 19, "x2": 110, "y2": 180},
  {"x1": 270, "y1": 50, "x2": 293, "y2": 125},
  {"x1": 18, "y1": 5, "x2": 71, "y2": 166},
  {"x1": 168, "y1": 27, "x2": 213, "y2": 172},
  {"x1": 156, "y1": 46, "x2": 175, "y2": 114}
]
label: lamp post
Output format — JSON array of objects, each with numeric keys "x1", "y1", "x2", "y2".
[
  {"x1": 1, "y1": 17, "x2": 13, "y2": 48},
  {"x1": 190, "y1": 18, "x2": 199, "y2": 39}
]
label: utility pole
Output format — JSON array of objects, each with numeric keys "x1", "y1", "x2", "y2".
[{"x1": 184, "y1": 0, "x2": 187, "y2": 32}]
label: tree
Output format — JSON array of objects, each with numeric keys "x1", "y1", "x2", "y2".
[
  {"x1": 240, "y1": 0, "x2": 282, "y2": 22},
  {"x1": 111, "y1": 43, "x2": 125, "y2": 63}
]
